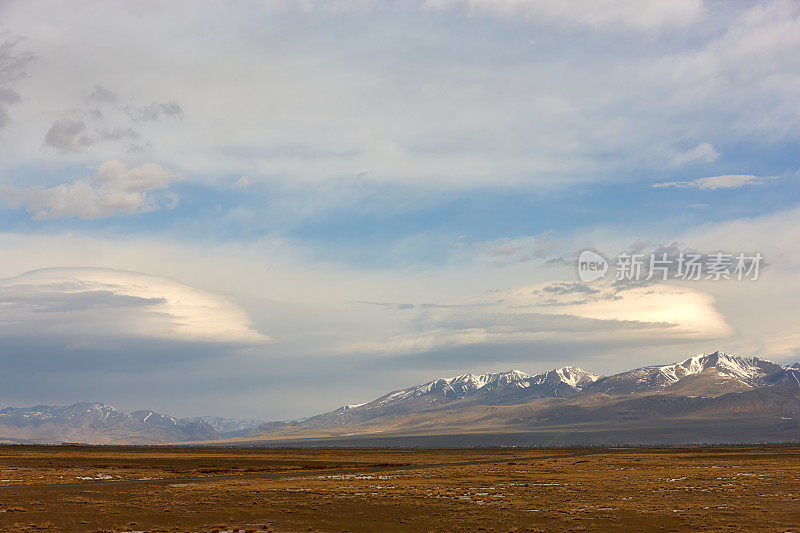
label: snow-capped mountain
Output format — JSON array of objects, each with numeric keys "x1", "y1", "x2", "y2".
[
  {"x1": 7, "y1": 351, "x2": 800, "y2": 446},
  {"x1": 249, "y1": 365, "x2": 601, "y2": 437},
  {"x1": 244, "y1": 352, "x2": 800, "y2": 443},
  {"x1": 583, "y1": 352, "x2": 785, "y2": 396},
  {"x1": 661, "y1": 352, "x2": 782, "y2": 384},
  {"x1": 371, "y1": 366, "x2": 600, "y2": 406},
  {"x1": 0, "y1": 402, "x2": 129, "y2": 429},
  {"x1": 0, "y1": 402, "x2": 219, "y2": 444},
  {"x1": 526, "y1": 366, "x2": 601, "y2": 397}
]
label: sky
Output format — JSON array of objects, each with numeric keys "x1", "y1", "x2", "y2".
[{"x1": 0, "y1": 0, "x2": 798, "y2": 420}]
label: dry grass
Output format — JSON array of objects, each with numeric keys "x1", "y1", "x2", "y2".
[{"x1": 1, "y1": 445, "x2": 799, "y2": 532}]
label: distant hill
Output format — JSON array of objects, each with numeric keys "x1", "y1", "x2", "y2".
[
  {"x1": 0, "y1": 402, "x2": 219, "y2": 444},
  {"x1": 190, "y1": 416, "x2": 267, "y2": 438}
]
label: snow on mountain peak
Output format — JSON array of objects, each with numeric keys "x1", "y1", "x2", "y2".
[
  {"x1": 339, "y1": 352, "x2": 795, "y2": 413},
  {"x1": 369, "y1": 366, "x2": 603, "y2": 408},
  {"x1": 656, "y1": 351, "x2": 781, "y2": 385},
  {"x1": 555, "y1": 366, "x2": 600, "y2": 389},
  {"x1": 333, "y1": 402, "x2": 369, "y2": 413},
  {"x1": 386, "y1": 370, "x2": 535, "y2": 402},
  {"x1": 458, "y1": 370, "x2": 530, "y2": 386}
]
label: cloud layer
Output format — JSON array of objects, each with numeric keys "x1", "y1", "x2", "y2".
[
  {"x1": 0, "y1": 32, "x2": 34, "y2": 132},
  {"x1": 1, "y1": 1, "x2": 798, "y2": 196},
  {"x1": 424, "y1": 0, "x2": 704, "y2": 32},
  {"x1": 0, "y1": 160, "x2": 178, "y2": 219},
  {"x1": 0, "y1": 1, "x2": 796, "y2": 418},
  {"x1": 0, "y1": 267, "x2": 269, "y2": 348},
  {"x1": 344, "y1": 280, "x2": 731, "y2": 356},
  {"x1": 653, "y1": 174, "x2": 778, "y2": 190}
]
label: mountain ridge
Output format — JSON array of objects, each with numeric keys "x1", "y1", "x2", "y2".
[
  {"x1": 0, "y1": 402, "x2": 219, "y2": 444},
  {"x1": 3, "y1": 351, "x2": 799, "y2": 445},
  {"x1": 243, "y1": 351, "x2": 800, "y2": 444}
]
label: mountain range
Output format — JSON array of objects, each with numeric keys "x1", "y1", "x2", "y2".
[
  {"x1": 0, "y1": 403, "x2": 222, "y2": 444},
  {"x1": 2, "y1": 351, "x2": 800, "y2": 445},
  {"x1": 240, "y1": 351, "x2": 800, "y2": 445},
  {"x1": 190, "y1": 416, "x2": 267, "y2": 438}
]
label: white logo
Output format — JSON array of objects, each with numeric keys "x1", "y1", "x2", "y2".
[{"x1": 578, "y1": 250, "x2": 608, "y2": 282}]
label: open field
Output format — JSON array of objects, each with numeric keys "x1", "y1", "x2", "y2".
[{"x1": 1, "y1": 446, "x2": 800, "y2": 532}]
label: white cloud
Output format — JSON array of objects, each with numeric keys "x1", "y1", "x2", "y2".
[
  {"x1": 559, "y1": 284, "x2": 733, "y2": 339},
  {"x1": 0, "y1": 1, "x2": 797, "y2": 416},
  {"x1": 234, "y1": 176, "x2": 254, "y2": 189},
  {"x1": 0, "y1": 1, "x2": 795, "y2": 200},
  {"x1": 0, "y1": 205, "x2": 796, "y2": 408},
  {"x1": 0, "y1": 267, "x2": 270, "y2": 347},
  {"x1": 0, "y1": 159, "x2": 178, "y2": 219},
  {"x1": 345, "y1": 280, "x2": 733, "y2": 356},
  {"x1": 486, "y1": 243, "x2": 521, "y2": 257},
  {"x1": 670, "y1": 142, "x2": 720, "y2": 166},
  {"x1": 423, "y1": 0, "x2": 704, "y2": 32},
  {"x1": 652, "y1": 174, "x2": 778, "y2": 190}
]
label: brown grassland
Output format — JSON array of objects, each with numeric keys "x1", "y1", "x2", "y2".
[{"x1": 1, "y1": 445, "x2": 799, "y2": 532}]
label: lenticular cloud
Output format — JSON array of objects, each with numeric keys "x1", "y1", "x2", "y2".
[{"x1": 0, "y1": 267, "x2": 270, "y2": 347}]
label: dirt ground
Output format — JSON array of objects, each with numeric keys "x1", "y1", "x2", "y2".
[{"x1": 1, "y1": 445, "x2": 799, "y2": 532}]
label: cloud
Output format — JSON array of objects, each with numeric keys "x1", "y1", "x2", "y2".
[
  {"x1": 345, "y1": 313, "x2": 677, "y2": 356},
  {"x1": 0, "y1": 32, "x2": 34, "y2": 131},
  {"x1": 0, "y1": 87, "x2": 20, "y2": 130},
  {"x1": 0, "y1": 159, "x2": 178, "y2": 219},
  {"x1": 98, "y1": 127, "x2": 139, "y2": 141},
  {"x1": 532, "y1": 232, "x2": 563, "y2": 259},
  {"x1": 354, "y1": 300, "x2": 416, "y2": 311},
  {"x1": 487, "y1": 243, "x2": 521, "y2": 257},
  {"x1": 0, "y1": 267, "x2": 270, "y2": 351},
  {"x1": 44, "y1": 117, "x2": 93, "y2": 152},
  {"x1": 653, "y1": 174, "x2": 778, "y2": 190},
  {"x1": 423, "y1": 0, "x2": 704, "y2": 32},
  {"x1": 126, "y1": 101, "x2": 183, "y2": 122},
  {"x1": 540, "y1": 282, "x2": 599, "y2": 296},
  {"x1": 40, "y1": 85, "x2": 173, "y2": 154},
  {"x1": 670, "y1": 142, "x2": 720, "y2": 166},
  {"x1": 477, "y1": 233, "x2": 566, "y2": 267},
  {"x1": 560, "y1": 284, "x2": 733, "y2": 339},
  {"x1": 0, "y1": 2, "x2": 796, "y2": 200},
  {"x1": 87, "y1": 85, "x2": 117, "y2": 103},
  {"x1": 0, "y1": 205, "x2": 794, "y2": 415},
  {"x1": 343, "y1": 279, "x2": 731, "y2": 356},
  {"x1": 234, "y1": 176, "x2": 254, "y2": 189}
]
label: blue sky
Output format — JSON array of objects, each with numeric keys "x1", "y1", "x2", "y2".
[{"x1": 0, "y1": 0, "x2": 798, "y2": 419}]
